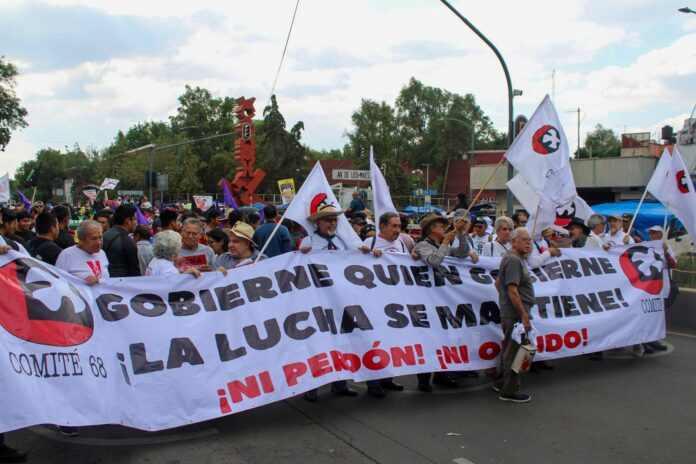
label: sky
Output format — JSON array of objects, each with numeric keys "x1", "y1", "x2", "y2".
[{"x1": 2, "y1": 0, "x2": 695, "y2": 178}]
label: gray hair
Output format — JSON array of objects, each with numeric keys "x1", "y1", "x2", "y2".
[
  {"x1": 182, "y1": 217, "x2": 204, "y2": 231},
  {"x1": 587, "y1": 214, "x2": 606, "y2": 228},
  {"x1": 76, "y1": 220, "x2": 102, "y2": 241},
  {"x1": 378, "y1": 212, "x2": 399, "y2": 226},
  {"x1": 152, "y1": 230, "x2": 182, "y2": 260},
  {"x1": 511, "y1": 227, "x2": 529, "y2": 240},
  {"x1": 494, "y1": 216, "x2": 514, "y2": 232}
]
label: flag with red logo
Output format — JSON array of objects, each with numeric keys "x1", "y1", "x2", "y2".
[
  {"x1": 507, "y1": 173, "x2": 594, "y2": 237},
  {"x1": 283, "y1": 162, "x2": 362, "y2": 249},
  {"x1": 99, "y1": 178, "x2": 119, "y2": 191},
  {"x1": 647, "y1": 147, "x2": 696, "y2": 243},
  {"x1": 505, "y1": 95, "x2": 576, "y2": 205}
]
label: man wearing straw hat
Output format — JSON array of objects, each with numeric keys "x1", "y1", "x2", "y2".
[{"x1": 300, "y1": 193, "x2": 366, "y2": 401}]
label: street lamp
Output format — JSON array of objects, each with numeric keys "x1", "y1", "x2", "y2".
[{"x1": 439, "y1": 0, "x2": 519, "y2": 214}]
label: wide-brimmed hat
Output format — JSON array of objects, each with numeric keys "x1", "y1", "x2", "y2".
[
  {"x1": 648, "y1": 225, "x2": 664, "y2": 233},
  {"x1": 419, "y1": 213, "x2": 448, "y2": 235},
  {"x1": 565, "y1": 217, "x2": 590, "y2": 235},
  {"x1": 307, "y1": 193, "x2": 344, "y2": 221},
  {"x1": 607, "y1": 214, "x2": 622, "y2": 222},
  {"x1": 230, "y1": 221, "x2": 256, "y2": 247}
]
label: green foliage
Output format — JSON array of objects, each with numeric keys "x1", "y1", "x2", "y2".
[
  {"x1": 256, "y1": 95, "x2": 309, "y2": 191},
  {"x1": 0, "y1": 56, "x2": 29, "y2": 151},
  {"x1": 583, "y1": 124, "x2": 621, "y2": 158}
]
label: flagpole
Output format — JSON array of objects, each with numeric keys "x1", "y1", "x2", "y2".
[
  {"x1": 662, "y1": 204, "x2": 670, "y2": 231},
  {"x1": 626, "y1": 189, "x2": 649, "y2": 235},
  {"x1": 253, "y1": 216, "x2": 285, "y2": 263},
  {"x1": 469, "y1": 155, "x2": 507, "y2": 210},
  {"x1": 31, "y1": 187, "x2": 36, "y2": 204}
]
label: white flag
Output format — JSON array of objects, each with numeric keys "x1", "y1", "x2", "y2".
[
  {"x1": 284, "y1": 162, "x2": 363, "y2": 249},
  {"x1": 369, "y1": 146, "x2": 397, "y2": 223},
  {"x1": 647, "y1": 147, "x2": 696, "y2": 243},
  {"x1": 507, "y1": 173, "x2": 594, "y2": 237},
  {"x1": 0, "y1": 173, "x2": 10, "y2": 203},
  {"x1": 505, "y1": 95, "x2": 576, "y2": 204},
  {"x1": 99, "y1": 178, "x2": 120, "y2": 190},
  {"x1": 192, "y1": 195, "x2": 214, "y2": 211}
]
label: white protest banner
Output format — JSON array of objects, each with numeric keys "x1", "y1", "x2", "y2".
[
  {"x1": 505, "y1": 95, "x2": 576, "y2": 205},
  {"x1": 370, "y1": 147, "x2": 397, "y2": 222},
  {"x1": 0, "y1": 245, "x2": 667, "y2": 433},
  {"x1": 0, "y1": 173, "x2": 10, "y2": 203},
  {"x1": 193, "y1": 195, "x2": 214, "y2": 211},
  {"x1": 647, "y1": 147, "x2": 696, "y2": 243},
  {"x1": 99, "y1": 178, "x2": 120, "y2": 191}
]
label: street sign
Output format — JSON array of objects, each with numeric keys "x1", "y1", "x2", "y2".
[
  {"x1": 332, "y1": 169, "x2": 370, "y2": 181},
  {"x1": 412, "y1": 189, "x2": 437, "y2": 195},
  {"x1": 157, "y1": 174, "x2": 169, "y2": 191}
]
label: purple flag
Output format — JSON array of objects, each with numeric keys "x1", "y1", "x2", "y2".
[
  {"x1": 221, "y1": 179, "x2": 238, "y2": 209},
  {"x1": 134, "y1": 203, "x2": 149, "y2": 226},
  {"x1": 16, "y1": 190, "x2": 31, "y2": 211}
]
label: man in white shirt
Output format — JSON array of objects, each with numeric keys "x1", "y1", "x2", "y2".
[
  {"x1": 56, "y1": 220, "x2": 109, "y2": 285},
  {"x1": 364, "y1": 212, "x2": 408, "y2": 255},
  {"x1": 587, "y1": 214, "x2": 607, "y2": 242},
  {"x1": 470, "y1": 219, "x2": 490, "y2": 255},
  {"x1": 602, "y1": 214, "x2": 634, "y2": 249}
]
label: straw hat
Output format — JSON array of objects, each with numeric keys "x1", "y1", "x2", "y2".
[
  {"x1": 307, "y1": 193, "x2": 344, "y2": 221},
  {"x1": 230, "y1": 221, "x2": 256, "y2": 247},
  {"x1": 419, "y1": 213, "x2": 448, "y2": 236}
]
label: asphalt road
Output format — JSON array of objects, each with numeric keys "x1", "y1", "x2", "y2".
[{"x1": 6, "y1": 330, "x2": 696, "y2": 464}]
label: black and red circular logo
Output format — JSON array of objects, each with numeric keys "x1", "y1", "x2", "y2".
[
  {"x1": 0, "y1": 258, "x2": 94, "y2": 346},
  {"x1": 532, "y1": 125, "x2": 561, "y2": 155},
  {"x1": 676, "y1": 170, "x2": 689, "y2": 194},
  {"x1": 619, "y1": 246, "x2": 664, "y2": 295},
  {"x1": 554, "y1": 201, "x2": 576, "y2": 227}
]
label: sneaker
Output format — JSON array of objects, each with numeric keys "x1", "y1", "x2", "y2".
[
  {"x1": 0, "y1": 444, "x2": 27, "y2": 463},
  {"x1": 642, "y1": 344, "x2": 655, "y2": 355},
  {"x1": 303, "y1": 390, "x2": 318, "y2": 402},
  {"x1": 647, "y1": 341, "x2": 668, "y2": 352},
  {"x1": 498, "y1": 393, "x2": 531, "y2": 403},
  {"x1": 492, "y1": 385, "x2": 501, "y2": 393},
  {"x1": 632, "y1": 344, "x2": 645, "y2": 357},
  {"x1": 58, "y1": 426, "x2": 79, "y2": 437},
  {"x1": 380, "y1": 380, "x2": 404, "y2": 391}
]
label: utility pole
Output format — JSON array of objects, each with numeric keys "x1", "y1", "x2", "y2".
[
  {"x1": 422, "y1": 163, "x2": 431, "y2": 191},
  {"x1": 566, "y1": 108, "x2": 582, "y2": 157}
]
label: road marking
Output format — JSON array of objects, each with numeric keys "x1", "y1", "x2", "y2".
[
  {"x1": 667, "y1": 330, "x2": 696, "y2": 339},
  {"x1": 29, "y1": 425, "x2": 219, "y2": 446},
  {"x1": 453, "y1": 458, "x2": 476, "y2": 464}
]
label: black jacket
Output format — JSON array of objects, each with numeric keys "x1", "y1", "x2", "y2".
[
  {"x1": 27, "y1": 237, "x2": 63, "y2": 266},
  {"x1": 103, "y1": 226, "x2": 140, "y2": 277},
  {"x1": 54, "y1": 228, "x2": 75, "y2": 249}
]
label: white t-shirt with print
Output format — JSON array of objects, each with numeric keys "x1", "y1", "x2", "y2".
[
  {"x1": 55, "y1": 246, "x2": 110, "y2": 280},
  {"x1": 145, "y1": 258, "x2": 179, "y2": 276},
  {"x1": 363, "y1": 235, "x2": 408, "y2": 254}
]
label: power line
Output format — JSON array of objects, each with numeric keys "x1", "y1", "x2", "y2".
[{"x1": 267, "y1": 0, "x2": 300, "y2": 105}]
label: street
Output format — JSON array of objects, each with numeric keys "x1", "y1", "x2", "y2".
[{"x1": 6, "y1": 329, "x2": 696, "y2": 464}]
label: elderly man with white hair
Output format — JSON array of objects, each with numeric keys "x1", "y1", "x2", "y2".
[
  {"x1": 146, "y1": 230, "x2": 202, "y2": 278},
  {"x1": 56, "y1": 220, "x2": 109, "y2": 285}
]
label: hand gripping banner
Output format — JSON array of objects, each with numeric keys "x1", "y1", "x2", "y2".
[{"x1": 0, "y1": 244, "x2": 667, "y2": 432}]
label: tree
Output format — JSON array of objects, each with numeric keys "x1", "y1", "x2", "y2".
[
  {"x1": 583, "y1": 124, "x2": 620, "y2": 158},
  {"x1": 256, "y1": 95, "x2": 309, "y2": 191},
  {"x1": 0, "y1": 56, "x2": 29, "y2": 151}
]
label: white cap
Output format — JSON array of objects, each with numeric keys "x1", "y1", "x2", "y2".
[{"x1": 648, "y1": 225, "x2": 664, "y2": 233}]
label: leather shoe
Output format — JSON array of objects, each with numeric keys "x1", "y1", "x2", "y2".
[
  {"x1": 332, "y1": 386, "x2": 358, "y2": 397},
  {"x1": 418, "y1": 383, "x2": 433, "y2": 393},
  {"x1": 0, "y1": 444, "x2": 27, "y2": 463},
  {"x1": 367, "y1": 385, "x2": 386, "y2": 398},
  {"x1": 432, "y1": 377, "x2": 458, "y2": 388},
  {"x1": 303, "y1": 390, "x2": 318, "y2": 402},
  {"x1": 380, "y1": 380, "x2": 404, "y2": 391}
]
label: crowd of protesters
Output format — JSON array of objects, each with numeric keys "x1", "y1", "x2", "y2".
[{"x1": 0, "y1": 191, "x2": 676, "y2": 461}]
